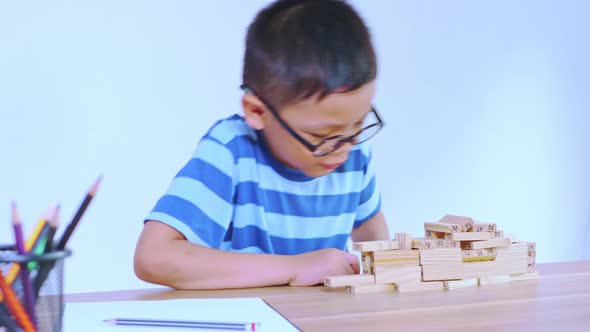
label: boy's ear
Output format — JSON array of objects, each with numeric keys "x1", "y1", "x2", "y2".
[{"x1": 241, "y1": 94, "x2": 266, "y2": 130}]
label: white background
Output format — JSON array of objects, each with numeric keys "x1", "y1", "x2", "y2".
[{"x1": 1, "y1": 0, "x2": 588, "y2": 294}]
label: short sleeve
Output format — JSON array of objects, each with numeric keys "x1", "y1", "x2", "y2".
[
  {"x1": 353, "y1": 145, "x2": 381, "y2": 228},
  {"x1": 145, "y1": 137, "x2": 236, "y2": 248}
]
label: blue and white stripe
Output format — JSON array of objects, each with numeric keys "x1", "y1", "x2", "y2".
[{"x1": 146, "y1": 114, "x2": 381, "y2": 255}]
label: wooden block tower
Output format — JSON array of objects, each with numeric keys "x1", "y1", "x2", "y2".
[{"x1": 325, "y1": 214, "x2": 538, "y2": 294}]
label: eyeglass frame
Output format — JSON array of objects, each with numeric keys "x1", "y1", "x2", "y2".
[{"x1": 240, "y1": 84, "x2": 384, "y2": 157}]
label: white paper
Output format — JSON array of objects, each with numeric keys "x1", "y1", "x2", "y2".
[{"x1": 63, "y1": 298, "x2": 299, "y2": 332}]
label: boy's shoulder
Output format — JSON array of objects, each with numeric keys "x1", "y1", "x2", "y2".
[{"x1": 202, "y1": 114, "x2": 257, "y2": 146}]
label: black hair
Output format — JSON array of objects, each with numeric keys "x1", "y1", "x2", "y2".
[{"x1": 243, "y1": 0, "x2": 377, "y2": 109}]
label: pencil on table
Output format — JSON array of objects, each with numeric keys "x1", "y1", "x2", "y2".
[
  {"x1": 56, "y1": 175, "x2": 102, "y2": 250},
  {"x1": 103, "y1": 318, "x2": 261, "y2": 330},
  {"x1": 11, "y1": 202, "x2": 37, "y2": 328}
]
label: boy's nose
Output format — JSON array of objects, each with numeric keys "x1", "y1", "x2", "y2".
[{"x1": 333, "y1": 140, "x2": 354, "y2": 156}]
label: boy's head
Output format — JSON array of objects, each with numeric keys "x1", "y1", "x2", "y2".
[
  {"x1": 243, "y1": 0, "x2": 376, "y2": 109},
  {"x1": 241, "y1": 0, "x2": 381, "y2": 178}
]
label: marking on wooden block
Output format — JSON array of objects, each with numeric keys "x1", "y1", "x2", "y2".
[
  {"x1": 527, "y1": 257, "x2": 536, "y2": 273},
  {"x1": 472, "y1": 223, "x2": 497, "y2": 232},
  {"x1": 425, "y1": 222, "x2": 463, "y2": 233},
  {"x1": 461, "y1": 248, "x2": 497, "y2": 262},
  {"x1": 491, "y1": 230, "x2": 504, "y2": 239},
  {"x1": 461, "y1": 237, "x2": 511, "y2": 250},
  {"x1": 353, "y1": 240, "x2": 399, "y2": 252},
  {"x1": 412, "y1": 238, "x2": 459, "y2": 249},
  {"x1": 438, "y1": 215, "x2": 475, "y2": 231},
  {"x1": 324, "y1": 274, "x2": 375, "y2": 287},
  {"x1": 425, "y1": 230, "x2": 446, "y2": 239}
]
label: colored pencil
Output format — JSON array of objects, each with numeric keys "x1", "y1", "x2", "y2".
[
  {"x1": 44, "y1": 205, "x2": 60, "y2": 253},
  {"x1": 103, "y1": 318, "x2": 261, "y2": 330},
  {"x1": 0, "y1": 302, "x2": 20, "y2": 332},
  {"x1": 11, "y1": 202, "x2": 37, "y2": 328},
  {"x1": 56, "y1": 175, "x2": 102, "y2": 250},
  {"x1": 33, "y1": 206, "x2": 61, "y2": 298},
  {"x1": 0, "y1": 267, "x2": 35, "y2": 332},
  {"x1": 5, "y1": 215, "x2": 47, "y2": 285},
  {"x1": 27, "y1": 206, "x2": 56, "y2": 271}
]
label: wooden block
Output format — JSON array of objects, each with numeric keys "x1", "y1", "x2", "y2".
[
  {"x1": 495, "y1": 243, "x2": 528, "y2": 272},
  {"x1": 472, "y1": 223, "x2": 497, "y2": 232},
  {"x1": 419, "y1": 247, "x2": 462, "y2": 265},
  {"x1": 361, "y1": 253, "x2": 373, "y2": 274},
  {"x1": 491, "y1": 230, "x2": 504, "y2": 239},
  {"x1": 425, "y1": 222, "x2": 463, "y2": 233},
  {"x1": 461, "y1": 237, "x2": 511, "y2": 250},
  {"x1": 412, "y1": 238, "x2": 459, "y2": 249},
  {"x1": 324, "y1": 274, "x2": 375, "y2": 287},
  {"x1": 374, "y1": 266, "x2": 422, "y2": 284},
  {"x1": 425, "y1": 229, "x2": 446, "y2": 239},
  {"x1": 528, "y1": 256, "x2": 536, "y2": 273},
  {"x1": 446, "y1": 232, "x2": 491, "y2": 241},
  {"x1": 347, "y1": 283, "x2": 395, "y2": 294},
  {"x1": 395, "y1": 232, "x2": 412, "y2": 250},
  {"x1": 372, "y1": 250, "x2": 420, "y2": 267},
  {"x1": 461, "y1": 248, "x2": 497, "y2": 262},
  {"x1": 462, "y1": 261, "x2": 500, "y2": 278},
  {"x1": 463, "y1": 244, "x2": 528, "y2": 278},
  {"x1": 395, "y1": 281, "x2": 444, "y2": 293},
  {"x1": 478, "y1": 272, "x2": 539, "y2": 286},
  {"x1": 353, "y1": 240, "x2": 399, "y2": 252},
  {"x1": 526, "y1": 242, "x2": 536, "y2": 258},
  {"x1": 443, "y1": 278, "x2": 479, "y2": 290},
  {"x1": 421, "y1": 264, "x2": 464, "y2": 281},
  {"x1": 438, "y1": 215, "x2": 475, "y2": 231}
]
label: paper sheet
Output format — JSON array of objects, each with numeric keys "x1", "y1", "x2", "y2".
[{"x1": 63, "y1": 298, "x2": 300, "y2": 331}]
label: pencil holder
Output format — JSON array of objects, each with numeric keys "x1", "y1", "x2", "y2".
[{"x1": 0, "y1": 245, "x2": 71, "y2": 332}]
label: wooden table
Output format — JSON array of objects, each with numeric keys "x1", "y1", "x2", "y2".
[{"x1": 66, "y1": 261, "x2": 590, "y2": 331}]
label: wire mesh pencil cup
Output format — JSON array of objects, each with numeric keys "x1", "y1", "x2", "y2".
[{"x1": 0, "y1": 245, "x2": 71, "y2": 332}]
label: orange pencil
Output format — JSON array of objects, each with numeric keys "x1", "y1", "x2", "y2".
[{"x1": 0, "y1": 270, "x2": 36, "y2": 332}]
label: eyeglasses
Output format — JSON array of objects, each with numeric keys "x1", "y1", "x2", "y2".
[{"x1": 240, "y1": 84, "x2": 384, "y2": 157}]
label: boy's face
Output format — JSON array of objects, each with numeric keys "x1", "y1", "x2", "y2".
[{"x1": 254, "y1": 81, "x2": 376, "y2": 178}]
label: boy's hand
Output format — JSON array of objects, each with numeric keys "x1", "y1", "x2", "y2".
[{"x1": 289, "y1": 248, "x2": 360, "y2": 286}]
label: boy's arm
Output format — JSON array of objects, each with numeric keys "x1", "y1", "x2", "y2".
[
  {"x1": 350, "y1": 211, "x2": 390, "y2": 242},
  {"x1": 134, "y1": 220, "x2": 360, "y2": 289}
]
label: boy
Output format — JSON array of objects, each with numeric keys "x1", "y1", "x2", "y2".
[{"x1": 134, "y1": 0, "x2": 390, "y2": 290}]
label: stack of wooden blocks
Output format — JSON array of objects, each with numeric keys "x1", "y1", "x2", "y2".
[{"x1": 325, "y1": 215, "x2": 538, "y2": 294}]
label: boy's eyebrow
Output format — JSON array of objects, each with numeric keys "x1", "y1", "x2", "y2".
[{"x1": 301, "y1": 108, "x2": 372, "y2": 133}]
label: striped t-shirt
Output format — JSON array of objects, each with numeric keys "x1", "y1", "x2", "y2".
[{"x1": 146, "y1": 114, "x2": 381, "y2": 255}]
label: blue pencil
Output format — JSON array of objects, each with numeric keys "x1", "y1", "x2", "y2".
[{"x1": 104, "y1": 318, "x2": 261, "y2": 330}]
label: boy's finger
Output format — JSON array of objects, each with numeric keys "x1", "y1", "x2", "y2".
[{"x1": 344, "y1": 252, "x2": 361, "y2": 274}]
